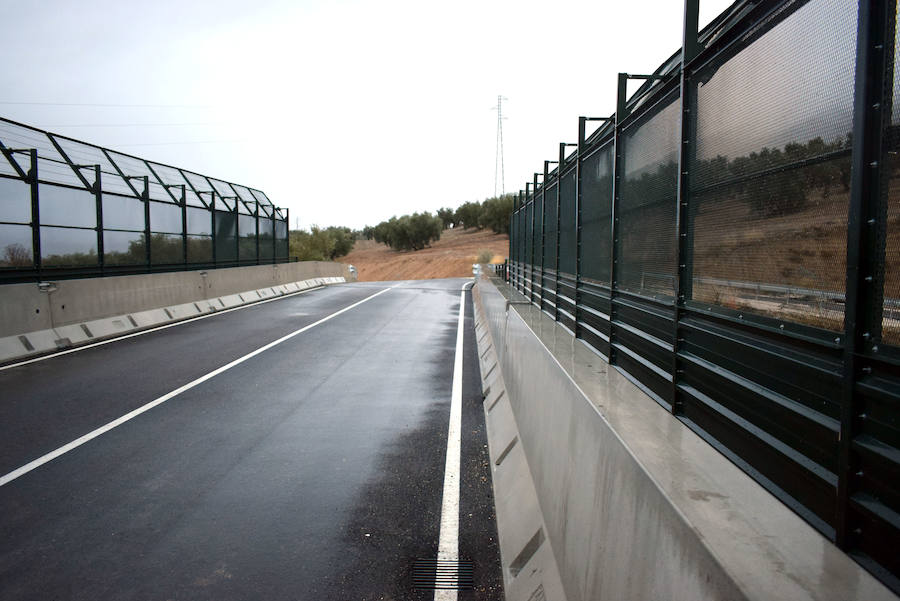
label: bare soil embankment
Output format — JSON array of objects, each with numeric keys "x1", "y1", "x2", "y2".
[{"x1": 338, "y1": 227, "x2": 509, "y2": 282}]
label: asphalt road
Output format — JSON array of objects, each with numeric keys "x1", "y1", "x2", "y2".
[{"x1": 0, "y1": 279, "x2": 502, "y2": 600}]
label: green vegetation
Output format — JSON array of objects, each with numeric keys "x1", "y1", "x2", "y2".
[
  {"x1": 364, "y1": 193, "x2": 516, "y2": 254},
  {"x1": 477, "y1": 249, "x2": 494, "y2": 264},
  {"x1": 289, "y1": 226, "x2": 355, "y2": 261},
  {"x1": 373, "y1": 213, "x2": 443, "y2": 251}
]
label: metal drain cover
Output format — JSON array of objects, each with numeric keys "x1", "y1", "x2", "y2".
[{"x1": 412, "y1": 558, "x2": 475, "y2": 590}]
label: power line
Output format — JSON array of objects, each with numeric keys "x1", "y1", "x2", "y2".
[
  {"x1": 115, "y1": 139, "x2": 244, "y2": 147},
  {"x1": 0, "y1": 101, "x2": 209, "y2": 108},
  {"x1": 492, "y1": 95, "x2": 507, "y2": 197},
  {"x1": 43, "y1": 122, "x2": 225, "y2": 128}
]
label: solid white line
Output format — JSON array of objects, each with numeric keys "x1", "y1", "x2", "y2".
[
  {"x1": 0, "y1": 285, "x2": 394, "y2": 488},
  {"x1": 434, "y1": 280, "x2": 472, "y2": 601},
  {"x1": 0, "y1": 284, "x2": 328, "y2": 372}
]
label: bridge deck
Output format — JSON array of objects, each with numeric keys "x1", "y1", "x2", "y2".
[{"x1": 0, "y1": 280, "x2": 501, "y2": 600}]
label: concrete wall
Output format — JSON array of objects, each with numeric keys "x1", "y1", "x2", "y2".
[
  {"x1": 0, "y1": 261, "x2": 351, "y2": 338},
  {"x1": 0, "y1": 262, "x2": 353, "y2": 364},
  {"x1": 473, "y1": 275, "x2": 897, "y2": 601}
]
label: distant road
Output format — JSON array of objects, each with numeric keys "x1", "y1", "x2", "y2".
[{"x1": 0, "y1": 280, "x2": 501, "y2": 600}]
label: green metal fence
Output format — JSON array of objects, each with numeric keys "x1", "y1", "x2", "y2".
[
  {"x1": 508, "y1": 0, "x2": 900, "y2": 592},
  {"x1": 0, "y1": 118, "x2": 290, "y2": 283}
]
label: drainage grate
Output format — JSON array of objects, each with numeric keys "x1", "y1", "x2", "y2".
[{"x1": 412, "y1": 559, "x2": 475, "y2": 590}]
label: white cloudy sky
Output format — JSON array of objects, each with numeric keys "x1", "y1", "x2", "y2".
[{"x1": 1, "y1": 0, "x2": 734, "y2": 230}]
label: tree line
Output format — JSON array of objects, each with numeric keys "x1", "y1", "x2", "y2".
[{"x1": 360, "y1": 194, "x2": 516, "y2": 252}]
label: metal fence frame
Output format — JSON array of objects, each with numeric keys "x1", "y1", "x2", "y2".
[
  {"x1": 0, "y1": 118, "x2": 291, "y2": 283},
  {"x1": 508, "y1": 0, "x2": 899, "y2": 591}
]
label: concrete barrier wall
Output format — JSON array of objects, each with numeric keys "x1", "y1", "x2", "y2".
[
  {"x1": 0, "y1": 262, "x2": 351, "y2": 338},
  {"x1": 0, "y1": 262, "x2": 354, "y2": 364},
  {"x1": 473, "y1": 275, "x2": 896, "y2": 601}
]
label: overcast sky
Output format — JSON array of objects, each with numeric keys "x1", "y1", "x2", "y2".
[{"x1": 1, "y1": 0, "x2": 734, "y2": 230}]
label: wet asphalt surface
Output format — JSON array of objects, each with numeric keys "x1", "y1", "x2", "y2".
[{"x1": 0, "y1": 280, "x2": 502, "y2": 600}]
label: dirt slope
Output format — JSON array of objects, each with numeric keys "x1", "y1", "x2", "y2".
[{"x1": 338, "y1": 227, "x2": 509, "y2": 281}]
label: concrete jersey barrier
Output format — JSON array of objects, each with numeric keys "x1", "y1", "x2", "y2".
[
  {"x1": 471, "y1": 274, "x2": 897, "y2": 601},
  {"x1": 0, "y1": 262, "x2": 354, "y2": 365}
]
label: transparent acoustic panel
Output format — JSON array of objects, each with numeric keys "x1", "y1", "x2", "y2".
[
  {"x1": 97, "y1": 170, "x2": 136, "y2": 197},
  {"x1": 532, "y1": 195, "x2": 543, "y2": 269},
  {"x1": 580, "y1": 144, "x2": 613, "y2": 284},
  {"x1": 51, "y1": 136, "x2": 133, "y2": 196},
  {"x1": 182, "y1": 171, "x2": 220, "y2": 207},
  {"x1": 618, "y1": 96, "x2": 680, "y2": 300},
  {"x1": 543, "y1": 184, "x2": 558, "y2": 270},
  {"x1": 215, "y1": 210, "x2": 237, "y2": 239},
  {"x1": 40, "y1": 226, "x2": 97, "y2": 266},
  {"x1": 259, "y1": 216, "x2": 274, "y2": 261},
  {"x1": 524, "y1": 202, "x2": 533, "y2": 267},
  {"x1": 149, "y1": 201, "x2": 183, "y2": 234},
  {"x1": 208, "y1": 178, "x2": 235, "y2": 200},
  {"x1": 215, "y1": 209, "x2": 237, "y2": 262},
  {"x1": 881, "y1": 3, "x2": 900, "y2": 346},
  {"x1": 106, "y1": 150, "x2": 170, "y2": 200},
  {"x1": 238, "y1": 214, "x2": 256, "y2": 238},
  {"x1": 690, "y1": 0, "x2": 857, "y2": 330},
  {"x1": 275, "y1": 220, "x2": 288, "y2": 258},
  {"x1": 259, "y1": 234, "x2": 274, "y2": 261},
  {"x1": 36, "y1": 158, "x2": 83, "y2": 188},
  {"x1": 39, "y1": 184, "x2": 97, "y2": 228},
  {"x1": 239, "y1": 236, "x2": 257, "y2": 261},
  {"x1": 250, "y1": 189, "x2": 271, "y2": 206},
  {"x1": 231, "y1": 183, "x2": 256, "y2": 205},
  {"x1": 239, "y1": 214, "x2": 257, "y2": 260},
  {"x1": 559, "y1": 170, "x2": 577, "y2": 276},
  {"x1": 0, "y1": 127, "x2": 75, "y2": 187},
  {"x1": 148, "y1": 162, "x2": 205, "y2": 207},
  {"x1": 0, "y1": 152, "x2": 17, "y2": 176},
  {"x1": 102, "y1": 194, "x2": 145, "y2": 231},
  {"x1": 150, "y1": 234, "x2": 184, "y2": 265},
  {"x1": 0, "y1": 224, "x2": 33, "y2": 267},
  {"x1": 0, "y1": 176, "x2": 32, "y2": 224},
  {"x1": 187, "y1": 235, "x2": 213, "y2": 263},
  {"x1": 104, "y1": 230, "x2": 147, "y2": 265},
  {"x1": 216, "y1": 235, "x2": 237, "y2": 262},
  {"x1": 187, "y1": 207, "x2": 212, "y2": 235}
]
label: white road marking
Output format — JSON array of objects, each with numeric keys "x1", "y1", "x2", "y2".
[
  {"x1": 0, "y1": 284, "x2": 328, "y2": 372},
  {"x1": 434, "y1": 280, "x2": 473, "y2": 601},
  {"x1": 0, "y1": 286, "x2": 395, "y2": 488}
]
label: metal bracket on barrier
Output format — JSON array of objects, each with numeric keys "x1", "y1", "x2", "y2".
[{"x1": 506, "y1": 300, "x2": 531, "y2": 312}]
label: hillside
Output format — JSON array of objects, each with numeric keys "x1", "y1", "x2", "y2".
[{"x1": 338, "y1": 227, "x2": 509, "y2": 281}]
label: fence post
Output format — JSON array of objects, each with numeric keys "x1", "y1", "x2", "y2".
[
  {"x1": 28, "y1": 149, "x2": 40, "y2": 276},
  {"x1": 575, "y1": 117, "x2": 587, "y2": 338},
  {"x1": 517, "y1": 190, "x2": 523, "y2": 289},
  {"x1": 672, "y1": 0, "x2": 700, "y2": 416},
  {"x1": 610, "y1": 73, "x2": 628, "y2": 362},
  {"x1": 284, "y1": 207, "x2": 290, "y2": 260},
  {"x1": 142, "y1": 176, "x2": 150, "y2": 270},
  {"x1": 254, "y1": 200, "x2": 260, "y2": 265},
  {"x1": 94, "y1": 165, "x2": 103, "y2": 271},
  {"x1": 180, "y1": 185, "x2": 187, "y2": 266},
  {"x1": 557, "y1": 143, "x2": 568, "y2": 322},
  {"x1": 542, "y1": 161, "x2": 555, "y2": 312},
  {"x1": 233, "y1": 197, "x2": 239, "y2": 265},
  {"x1": 836, "y1": 0, "x2": 890, "y2": 549},
  {"x1": 210, "y1": 193, "x2": 217, "y2": 266},
  {"x1": 533, "y1": 173, "x2": 540, "y2": 304}
]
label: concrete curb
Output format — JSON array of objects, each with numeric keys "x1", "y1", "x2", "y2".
[
  {"x1": 0, "y1": 276, "x2": 346, "y2": 366},
  {"x1": 473, "y1": 283, "x2": 568, "y2": 601}
]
